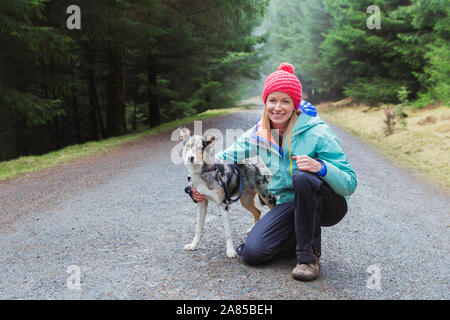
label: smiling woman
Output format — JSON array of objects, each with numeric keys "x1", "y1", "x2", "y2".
[
  {"x1": 260, "y1": 63, "x2": 302, "y2": 151},
  {"x1": 190, "y1": 62, "x2": 357, "y2": 282},
  {"x1": 266, "y1": 92, "x2": 295, "y2": 131}
]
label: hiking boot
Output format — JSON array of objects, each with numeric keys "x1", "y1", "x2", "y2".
[{"x1": 292, "y1": 256, "x2": 320, "y2": 281}]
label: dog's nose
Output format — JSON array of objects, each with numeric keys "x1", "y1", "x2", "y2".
[{"x1": 190, "y1": 156, "x2": 195, "y2": 163}]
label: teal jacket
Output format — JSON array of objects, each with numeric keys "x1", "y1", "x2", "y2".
[{"x1": 215, "y1": 107, "x2": 357, "y2": 204}]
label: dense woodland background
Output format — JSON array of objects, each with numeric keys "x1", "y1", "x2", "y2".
[
  {"x1": 0, "y1": 0, "x2": 448, "y2": 161},
  {"x1": 260, "y1": 0, "x2": 449, "y2": 106}
]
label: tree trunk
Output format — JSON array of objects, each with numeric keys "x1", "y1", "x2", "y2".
[
  {"x1": 119, "y1": 52, "x2": 127, "y2": 132},
  {"x1": 107, "y1": 44, "x2": 127, "y2": 137},
  {"x1": 72, "y1": 95, "x2": 82, "y2": 143},
  {"x1": 48, "y1": 56, "x2": 62, "y2": 150},
  {"x1": 70, "y1": 59, "x2": 82, "y2": 144},
  {"x1": 87, "y1": 51, "x2": 100, "y2": 141},
  {"x1": 97, "y1": 103, "x2": 106, "y2": 139},
  {"x1": 133, "y1": 80, "x2": 138, "y2": 131},
  {"x1": 147, "y1": 55, "x2": 161, "y2": 128},
  {"x1": 205, "y1": 92, "x2": 212, "y2": 112}
]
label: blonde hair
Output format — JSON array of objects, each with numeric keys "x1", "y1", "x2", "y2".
[{"x1": 261, "y1": 105, "x2": 301, "y2": 152}]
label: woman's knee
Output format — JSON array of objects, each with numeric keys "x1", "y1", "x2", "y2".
[
  {"x1": 292, "y1": 170, "x2": 319, "y2": 191},
  {"x1": 240, "y1": 241, "x2": 269, "y2": 266}
]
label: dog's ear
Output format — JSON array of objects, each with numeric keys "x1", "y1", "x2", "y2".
[
  {"x1": 178, "y1": 127, "x2": 191, "y2": 141},
  {"x1": 204, "y1": 135, "x2": 216, "y2": 146}
]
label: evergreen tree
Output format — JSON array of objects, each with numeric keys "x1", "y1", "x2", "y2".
[
  {"x1": 264, "y1": 0, "x2": 449, "y2": 106},
  {"x1": 0, "y1": 0, "x2": 269, "y2": 160}
]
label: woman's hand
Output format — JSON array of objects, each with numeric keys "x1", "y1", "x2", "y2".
[
  {"x1": 191, "y1": 187, "x2": 207, "y2": 203},
  {"x1": 292, "y1": 155, "x2": 323, "y2": 173}
]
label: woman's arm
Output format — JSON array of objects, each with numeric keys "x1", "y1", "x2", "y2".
[
  {"x1": 215, "y1": 127, "x2": 256, "y2": 163},
  {"x1": 315, "y1": 126, "x2": 357, "y2": 196}
]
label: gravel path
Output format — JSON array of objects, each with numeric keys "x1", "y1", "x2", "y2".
[{"x1": 0, "y1": 106, "x2": 448, "y2": 300}]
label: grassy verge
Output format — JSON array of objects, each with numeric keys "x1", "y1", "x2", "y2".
[
  {"x1": 317, "y1": 98, "x2": 450, "y2": 190},
  {"x1": 0, "y1": 106, "x2": 248, "y2": 182}
]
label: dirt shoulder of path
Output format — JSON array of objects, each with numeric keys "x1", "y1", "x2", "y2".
[{"x1": 317, "y1": 99, "x2": 450, "y2": 192}]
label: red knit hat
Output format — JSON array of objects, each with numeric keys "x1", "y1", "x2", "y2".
[{"x1": 262, "y1": 62, "x2": 302, "y2": 109}]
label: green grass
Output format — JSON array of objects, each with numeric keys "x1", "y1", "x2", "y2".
[{"x1": 0, "y1": 106, "x2": 247, "y2": 182}]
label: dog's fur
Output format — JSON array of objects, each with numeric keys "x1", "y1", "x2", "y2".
[{"x1": 178, "y1": 127, "x2": 276, "y2": 257}]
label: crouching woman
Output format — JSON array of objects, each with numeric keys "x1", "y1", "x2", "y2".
[{"x1": 190, "y1": 63, "x2": 357, "y2": 281}]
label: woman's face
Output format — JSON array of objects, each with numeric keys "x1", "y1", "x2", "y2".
[{"x1": 265, "y1": 91, "x2": 295, "y2": 130}]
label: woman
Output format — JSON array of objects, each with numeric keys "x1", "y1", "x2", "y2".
[{"x1": 190, "y1": 63, "x2": 357, "y2": 281}]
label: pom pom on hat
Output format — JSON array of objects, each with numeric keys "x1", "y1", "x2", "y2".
[
  {"x1": 277, "y1": 62, "x2": 295, "y2": 74},
  {"x1": 262, "y1": 62, "x2": 302, "y2": 109}
]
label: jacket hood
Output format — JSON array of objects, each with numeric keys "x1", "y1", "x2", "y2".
[{"x1": 292, "y1": 111, "x2": 325, "y2": 136}]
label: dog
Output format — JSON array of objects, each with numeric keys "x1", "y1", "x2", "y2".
[{"x1": 178, "y1": 127, "x2": 276, "y2": 258}]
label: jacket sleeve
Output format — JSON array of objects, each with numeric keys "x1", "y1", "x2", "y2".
[
  {"x1": 316, "y1": 126, "x2": 357, "y2": 197},
  {"x1": 215, "y1": 127, "x2": 256, "y2": 163}
]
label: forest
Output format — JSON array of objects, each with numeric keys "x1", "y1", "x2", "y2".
[
  {"x1": 262, "y1": 0, "x2": 449, "y2": 106},
  {"x1": 0, "y1": 0, "x2": 448, "y2": 161}
]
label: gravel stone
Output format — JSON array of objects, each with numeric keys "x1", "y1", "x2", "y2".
[{"x1": 0, "y1": 106, "x2": 448, "y2": 299}]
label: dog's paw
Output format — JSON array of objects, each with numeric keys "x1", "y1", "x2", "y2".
[
  {"x1": 184, "y1": 243, "x2": 197, "y2": 251},
  {"x1": 226, "y1": 248, "x2": 237, "y2": 258}
]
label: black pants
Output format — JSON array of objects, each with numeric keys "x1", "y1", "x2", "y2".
[{"x1": 239, "y1": 170, "x2": 347, "y2": 265}]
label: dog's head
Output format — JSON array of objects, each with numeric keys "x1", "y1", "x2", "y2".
[{"x1": 178, "y1": 127, "x2": 216, "y2": 167}]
